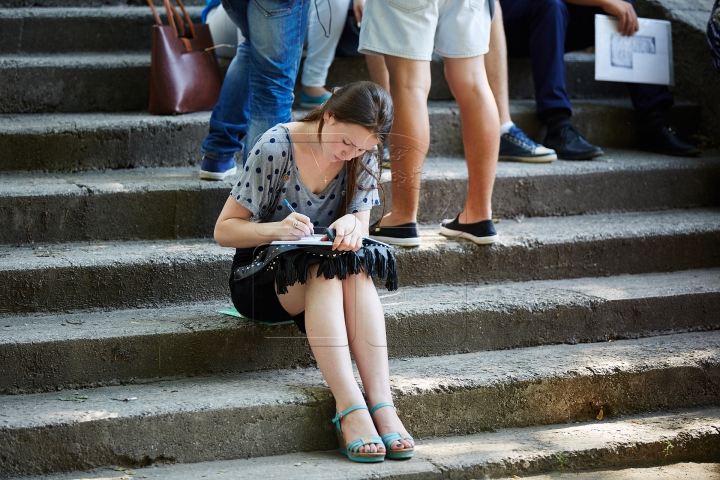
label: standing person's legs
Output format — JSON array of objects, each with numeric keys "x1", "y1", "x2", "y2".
[
  {"x1": 200, "y1": 0, "x2": 310, "y2": 179},
  {"x1": 200, "y1": 0, "x2": 251, "y2": 180},
  {"x1": 485, "y1": 1, "x2": 510, "y2": 126},
  {"x1": 487, "y1": 1, "x2": 556, "y2": 163},
  {"x1": 358, "y1": 0, "x2": 437, "y2": 245},
  {"x1": 501, "y1": 0, "x2": 602, "y2": 160},
  {"x1": 382, "y1": 56, "x2": 431, "y2": 229},
  {"x1": 365, "y1": 54, "x2": 390, "y2": 93},
  {"x1": 301, "y1": 0, "x2": 350, "y2": 103},
  {"x1": 245, "y1": 0, "x2": 309, "y2": 162},
  {"x1": 443, "y1": 56, "x2": 499, "y2": 224}
]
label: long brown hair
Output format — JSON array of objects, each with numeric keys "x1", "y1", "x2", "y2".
[{"x1": 300, "y1": 81, "x2": 393, "y2": 221}]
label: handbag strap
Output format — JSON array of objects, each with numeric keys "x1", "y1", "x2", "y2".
[{"x1": 146, "y1": 0, "x2": 198, "y2": 50}]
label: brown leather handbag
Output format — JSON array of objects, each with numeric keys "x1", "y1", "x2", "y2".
[{"x1": 146, "y1": 0, "x2": 223, "y2": 115}]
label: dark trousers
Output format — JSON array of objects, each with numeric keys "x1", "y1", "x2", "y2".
[{"x1": 499, "y1": 0, "x2": 674, "y2": 121}]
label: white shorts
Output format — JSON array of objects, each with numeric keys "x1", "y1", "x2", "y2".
[{"x1": 359, "y1": 0, "x2": 492, "y2": 61}]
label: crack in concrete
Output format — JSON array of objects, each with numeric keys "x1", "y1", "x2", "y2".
[{"x1": 73, "y1": 183, "x2": 94, "y2": 195}]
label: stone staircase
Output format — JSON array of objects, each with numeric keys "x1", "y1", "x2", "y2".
[{"x1": 1, "y1": 1, "x2": 720, "y2": 479}]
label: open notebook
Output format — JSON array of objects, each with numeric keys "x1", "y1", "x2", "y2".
[{"x1": 270, "y1": 234, "x2": 333, "y2": 246}]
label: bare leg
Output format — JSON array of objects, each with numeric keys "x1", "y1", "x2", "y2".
[
  {"x1": 379, "y1": 55, "x2": 431, "y2": 226},
  {"x1": 278, "y1": 266, "x2": 390, "y2": 453},
  {"x1": 276, "y1": 267, "x2": 384, "y2": 453},
  {"x1": 444, "y1": 56, "x2": 500, "y2": 223},
  {"x1": 342, "y1": 273, "x2": 414, "y2": 452},
  {"x1": 485, "y1": 2, "x2": 512, "y2": 125},
  {"x1": 365, "y1": 54, "x2": 390, "y2": 93}
]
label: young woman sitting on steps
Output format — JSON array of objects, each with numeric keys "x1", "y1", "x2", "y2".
[{"x1": 214, "y1": 81, "x2": 415, "y2": 462}]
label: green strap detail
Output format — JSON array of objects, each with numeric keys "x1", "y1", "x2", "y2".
[
  {"x1": 346, "y1": 435, "x2": 384, "y2": 454},
  {"x1": 381, "y1": 431, "x2": 414, "y2": 449},
  {"x1": 332, "y1": 404, "x2": 368, "y2": 432},
  {"x1": 369, "y1": 402, "x2": 396, "y2": 416}
]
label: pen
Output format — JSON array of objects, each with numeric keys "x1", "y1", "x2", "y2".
[{"x1": 284, "y1": 199, "x2": 320, "y2": 238}]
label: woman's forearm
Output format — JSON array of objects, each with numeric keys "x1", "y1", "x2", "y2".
[{"x1": 214, "y1": 217, "x2": 281, "y2": 248}]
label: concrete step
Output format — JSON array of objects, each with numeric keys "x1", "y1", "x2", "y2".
[
  {"x1": 1, "y1": 331, "x2": 719, "y2": 476},
  {"x1": 1, "y1": 209, "x2": 718, "y2": 314},
  {"x1": 523, "y1": 463, "x2": 720, "y2": 479},
  {"x1": 11, "y1": 411, "x2": 719, "y2": 479},
  {"x1": 0, "y1": 53, "x2": 150, "y2": 113},
  {"x1": 0, "y1": 101, "x2": 703, "y2": 172},
  {"x1": 2, "y1": 269, "x2": 718, "y2": 394},
  {"x1": 0, "y1": 7, "x2": 203, "y2": 54},
  {"x1": 2, "y1": 150, "x2": 719, "y2": 244}
]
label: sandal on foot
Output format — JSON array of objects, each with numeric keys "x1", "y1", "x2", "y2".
[
  {"x1": 332, "y1": 405, "x2": 385, "y2": 463},
  {"x1": 369, "y1": 402, "x2": 415, "y2": 460}
]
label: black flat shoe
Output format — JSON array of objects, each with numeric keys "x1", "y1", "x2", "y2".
[
  {"x1": 543, "y1": 125, "x2": 604, "y2": 160},
  {"x1": 638, "y1": 124, "x2": 701, "y2": 157},
  {"x1": 439, "y1": 216, "x2": 498, "y2": 245},
  {"x1": 369, "y1": 220, "x2": 420, "y2": 247}
]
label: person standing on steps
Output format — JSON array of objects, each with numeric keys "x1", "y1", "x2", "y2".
[
  {"x1": 198, "y1": 0, "x2": 311, "y2": 181},
  {"x1": 499, "y1": 0, "x2": 701, "y2": 160},
  {"x1": 359, "y1": 0, "x2": 501, "y2": 247},
  {"x1": 214, "y1": 82, "x2": 414, "y2": 462},
  {"x1": 489, "y1": 1, "x2": 558, "y2": 164}
]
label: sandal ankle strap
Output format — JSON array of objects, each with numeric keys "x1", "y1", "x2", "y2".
[
  {"x1": 332, "y1": 404, "x2": 368, "y2": 428},
  {"x1": 369, "y1": 401, "x2": 396, "y2": 416}
]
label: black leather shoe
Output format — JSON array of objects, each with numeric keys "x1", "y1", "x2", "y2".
[
  {"x1": 543, "y1": 125, "x2": 604, "y2": 160},
  {"x1": 638, "y1": 124, "x2": 701, "y2": 157}
]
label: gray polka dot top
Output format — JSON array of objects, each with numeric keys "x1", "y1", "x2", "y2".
[{"x1": 230, "y1": 124, "x2": 380, "y2": 229}]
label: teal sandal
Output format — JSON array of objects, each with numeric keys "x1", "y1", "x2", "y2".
[
  {"x1": 369, "y1": 402, "x2": 415, "y2": 460},
  {"x1": 332, "y1": 405, "x2": 386, "y2": 463}
]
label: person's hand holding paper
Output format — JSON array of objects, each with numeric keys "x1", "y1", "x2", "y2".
[{"x1": 599, "y1": 0, "x2": 639, "y2": 35}]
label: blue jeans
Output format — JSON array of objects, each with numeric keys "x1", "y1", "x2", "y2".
[
  {"x1": 201, "y1": 0, "x2": 309, "y2": 165},
  {"x1": 500, "y1": 0, "x2": 673, "y2": 120}
]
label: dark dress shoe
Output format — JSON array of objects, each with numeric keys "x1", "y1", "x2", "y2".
[
  {"x1": 638, "y1": 124, "x2": 701, "y2": 157},
  {"x1": 543, "y1": 124, "x2": 604, "y2": 160}
]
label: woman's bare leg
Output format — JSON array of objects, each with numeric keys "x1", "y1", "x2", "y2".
[
  {"x1": 276, "y1": 266, "x2": 384, "y2": 453},
  {"x1": 341, "y1": 273, "x2": 414, "y2": 451}
]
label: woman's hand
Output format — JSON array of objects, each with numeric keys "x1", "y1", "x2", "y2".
[
  {"x1": 329, "y1": 214, "x2": 364, "y2": 252},
  {"x1": 278, "y1": 213, "x2": 314, "y2": 240}
]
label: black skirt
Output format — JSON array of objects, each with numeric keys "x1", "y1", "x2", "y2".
[{"x1": 229, "y1": 246, "x2": 306, "y2": 333}]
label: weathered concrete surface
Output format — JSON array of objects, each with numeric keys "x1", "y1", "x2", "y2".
[
  {"x1": 0, "y1": 7, "x2": 202, "y2": 53},
  {"x1": 0, "y1": 101, "x2": 701, "y2": 171},
  {"x1": 0, "y1": 167, "x2": 229, "y2": 243},
  {"x1": 0, "y1": 54, "x2": 150, "y2": 113},
  {"x1": 9, "y1": 414, "x2": 720, "y2": 480},
  {"x1": 401, "y1": 149, "x2": 720, "y2": 224},
  {"x1": 528, "y1": 463, "x2": 720, "y2": 479},
  {"x1": 0, "y1": 331, "x2": 718, "y2": 476},
  {"x1": 2, "y1": 150, "x2": 718, "y2": 243},
  {"x1": 0, "y1": 112, "x2": 210, "y2": 172},
  {"x1": 1, "y1": 269, "x2": 718, "y2": 394},
  {"x1": 0, "y1": 209, "x2": 718, "y2": 313},
  {"x1": 635, "y1": 0, "x2": 720, "y2": 143}
]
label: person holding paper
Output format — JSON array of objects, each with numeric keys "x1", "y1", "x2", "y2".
[
  {"x1": 214, "y1": 81, "x2": 415, "y2": 462},
  {"x1": 500, "y1": 0, "x2": 700, "y2": 158}
]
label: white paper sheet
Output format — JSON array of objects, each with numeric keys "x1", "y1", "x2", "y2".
[{"x1": 595, "y1": 14, "x2": 674, "y2": 85}]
